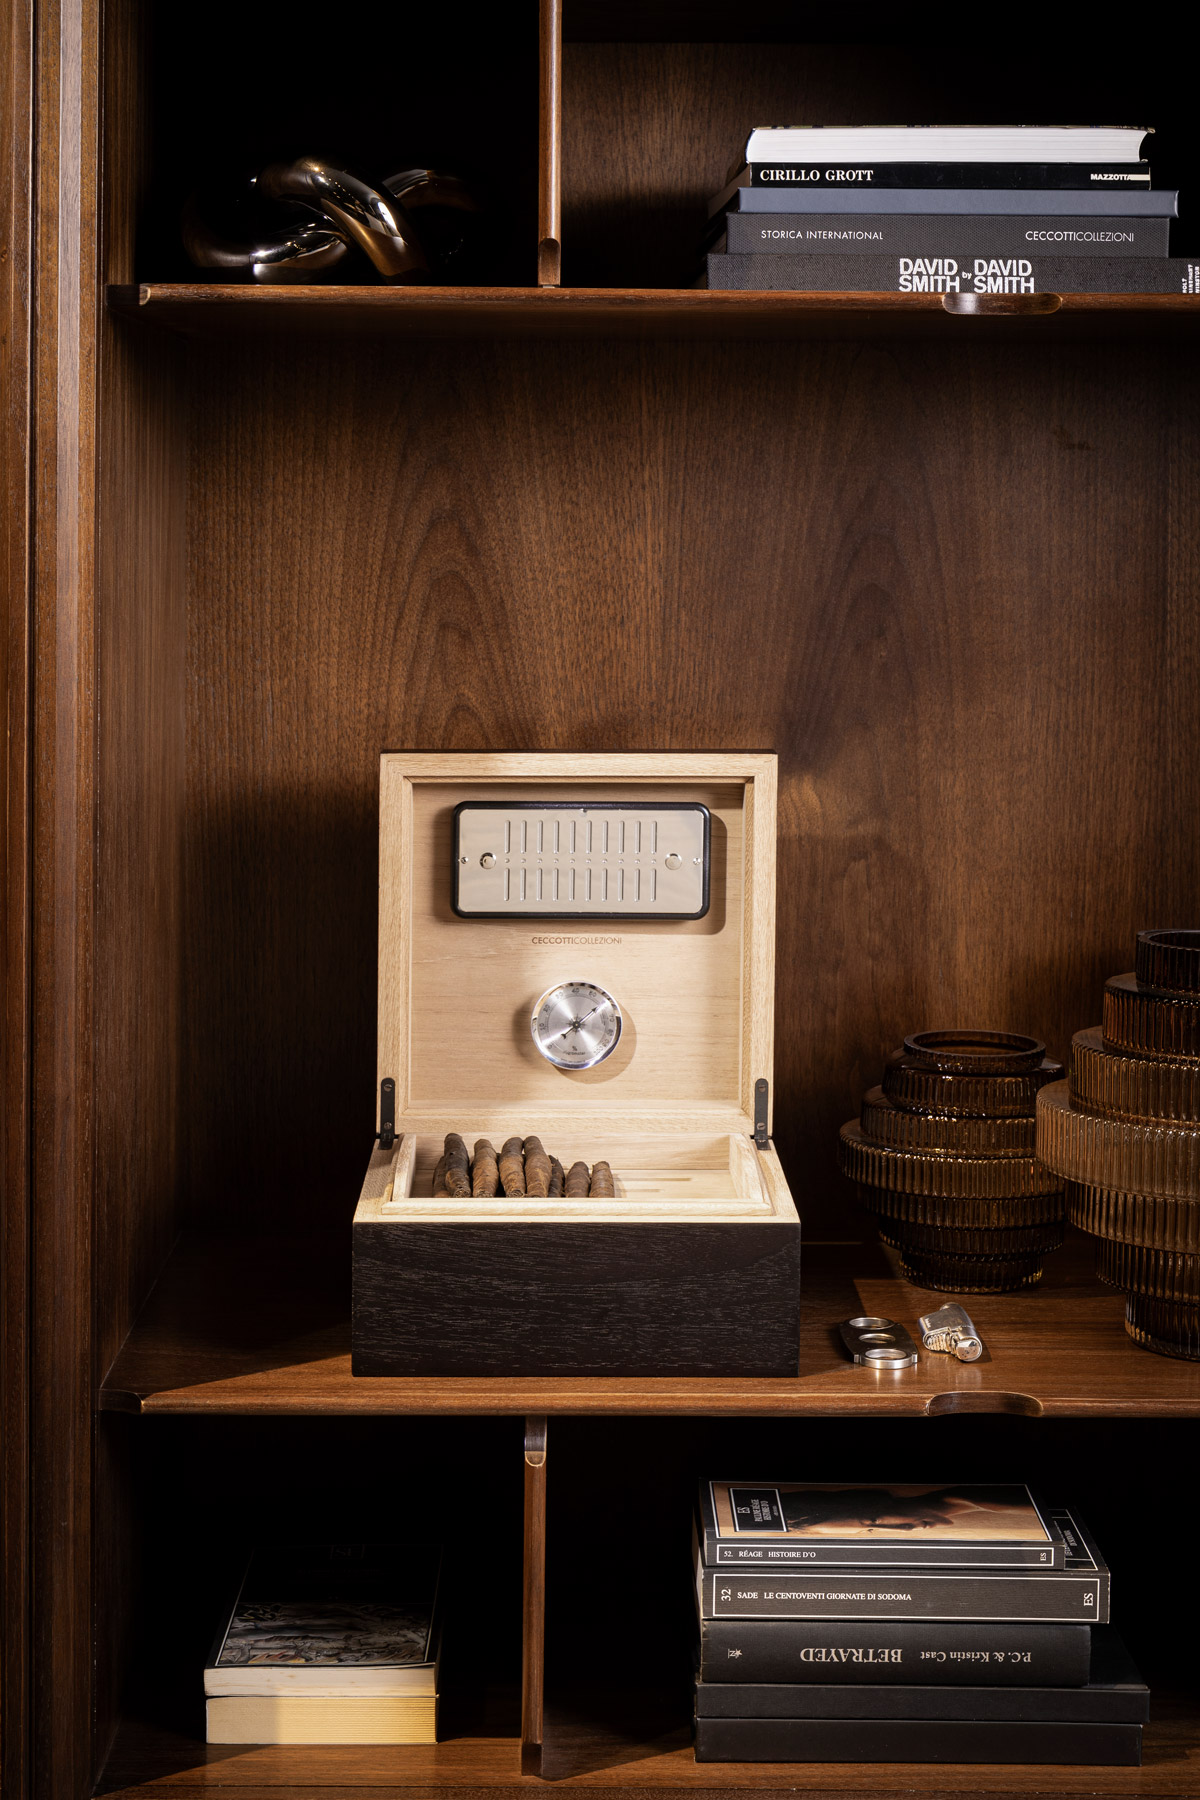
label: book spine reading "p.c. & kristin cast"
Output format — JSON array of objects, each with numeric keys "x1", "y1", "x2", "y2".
[
  {"x1": 696, "y1": 1619, "x2": 1093, "y2": 1686},
  {"x1": 704, "y1": 254, "x2": 1200, "y2": 295}
]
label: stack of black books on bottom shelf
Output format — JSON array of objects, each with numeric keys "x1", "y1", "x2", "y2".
[
  {"x1": 694, "y1": 1483, "x2": 1147, "y2": 1765},
  {"x1": 204, "y1": 1544, "x2": 441, "y2": 1744},
  {"x1": 701, "y1": 124, "x2": 1199, "y2": 295}
]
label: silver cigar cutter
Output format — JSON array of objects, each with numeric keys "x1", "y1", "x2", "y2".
[
  {"x1": 919, "y1": 1303, "x2": 984, "y2": 1362},
  {"x1": 838, "y1": 1315, "x2": 919, "y2": 1367}
]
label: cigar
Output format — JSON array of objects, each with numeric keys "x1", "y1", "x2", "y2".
[
  {"x1": 524, "y1": 1135, "x2": 552, "y2": 1197},
  {"x1": 548, "y1": 1155, "x2": 565, "y2": 1197},
  {"x1": 472, "y1": 1138, "x2": 499, "y2": 1197},
  {"x1": 565, "y1": 1160, "x2": 590, "y2": 1198},
  {"x1": 589, "y1": 1160, "x2": 615, "y2": 1199},
  {"x1": 500, "y1": 1135, "x2": 527, "y2": 1196},
  {"x1": 431, "y1": 1153, "x2": 449, "y2": 1198},
  {"x1": 444, "y1": 1132, "x2": 471, "y2": 1198}
]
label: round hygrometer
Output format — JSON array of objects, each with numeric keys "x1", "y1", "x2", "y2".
[{"x1": 531, "y1": 980, "x2": 622, "y2": 1070}]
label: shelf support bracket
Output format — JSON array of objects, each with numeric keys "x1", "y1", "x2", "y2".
[{"x1": 521, "y1": 1414, "x2": 548, "y2": 1774}]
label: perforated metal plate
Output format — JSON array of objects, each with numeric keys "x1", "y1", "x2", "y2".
[{"x1": 452, "y1": 801, "x2": 710, "y2": 918}]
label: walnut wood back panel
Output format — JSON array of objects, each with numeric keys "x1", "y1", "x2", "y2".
[{"x1": 183, "y1": 334, "x2": 1200, "y2": 1235}]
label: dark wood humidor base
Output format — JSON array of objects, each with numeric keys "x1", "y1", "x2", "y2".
[{"x1": 351, "y1": 1220, "x2": 801, "y2": 1377}]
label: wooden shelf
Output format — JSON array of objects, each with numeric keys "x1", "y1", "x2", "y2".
[
  {"x1": 99, "y1": 1229, "x2": 1200, "y2": 1418},
  {"x1": 107, "y1": 283, "x2": 1200, "y2": 340},
  {"x1": 94, "y1": 1694, "x2": 1200, "y2": 1798}
]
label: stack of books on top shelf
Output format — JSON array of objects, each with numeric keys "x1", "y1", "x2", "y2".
[
  {"x1": 694, "y1": 1482, "x2": 1147, "y2": 1765},
  {"x1": 702, "y1": 125, "x2": 1199, "y2": 295},
  {"x1": 204, "y1": 1544, "x2": 441, "y2": 1745}
]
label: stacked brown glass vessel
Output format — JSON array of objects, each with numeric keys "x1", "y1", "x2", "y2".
[
  {"x1": 839, "y1": 1030, "x2": 1065, "y2": 1292},
  {"x1": 1037, "y1": 929, "x2": 1200, "y2": 1361}
]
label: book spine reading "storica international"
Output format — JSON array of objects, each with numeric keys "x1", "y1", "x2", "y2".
[
  {"x1": 697, "y1": 1618, "x2": 1093, "y2": 1685},
  {"x1": 704, "y1": 254, "x2": 1200, "y2": 295},
  {"x1": 719, "y1": 215, "x2": 1169, "y2": 259}
]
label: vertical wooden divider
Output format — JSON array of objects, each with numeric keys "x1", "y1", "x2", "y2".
[
  {"x1": 521, "y1": 1414, "x2": 549, "y2": 1774},
  {"x1": 538, "y1": 0, "x2": 561, "y2": 284}
]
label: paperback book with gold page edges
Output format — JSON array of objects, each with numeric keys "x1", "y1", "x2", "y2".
[
  {"x1": 700, "y1": 1483, "x2": 1066, "y2": 1568},
  {"x1": 204, "y1": 1544, "x2": 441, "y2": 1745}
]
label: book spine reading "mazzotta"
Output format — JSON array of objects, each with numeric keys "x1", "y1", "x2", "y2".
[
  {"x1": 697, "y1": 1567, "x2": 1109, "y2": 1622},
  {"x1": 705, "y1": 254, "x2": 1200, "y2": 295},
  {"x1": 697, "y1": 1619, "x2": 1093, "y2": 1685},
  {"x1": 721, "y1": 216, "x2": 1169, "y2": 259},
  {"x1": 747, "y1": 162, "x2": 1151, "y2": 189}
]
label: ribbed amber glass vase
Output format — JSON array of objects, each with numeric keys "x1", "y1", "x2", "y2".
[{"x1": 840, "y1": 1030, "x2": 1064, "y2": 1292}]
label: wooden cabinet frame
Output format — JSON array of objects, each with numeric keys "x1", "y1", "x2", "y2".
[{"x1": 4, "y1": 4, "x2": 1200, "y2": 1797}]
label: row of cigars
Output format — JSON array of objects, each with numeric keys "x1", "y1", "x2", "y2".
[{"x1": 431, "y1": 1131, "x2": 614, "y2": 1199}]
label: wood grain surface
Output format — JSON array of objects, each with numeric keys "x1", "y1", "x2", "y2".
[
  {"x1": 375, "y1": 755, "x2": 774, "y2": 1135},
  {"x1": 91, "y1": 1694, "x2": 1200, "y2": 1797},
  {"x1": 1, "y1": 5, "x2": 34, "y2": 1796},
  {"x1": 521, "y1": 1417, "x2": 547, "y2": 1771},
  {"x1": 181, "y1": 331, "x2": 1200, "y2": 1240},
  {"x1": 110, "y1": 284, "x2": 1200, "y2": 341},
  {"x1": 102, "y1": 1230, "x2": 1200, "y2": 1415}
]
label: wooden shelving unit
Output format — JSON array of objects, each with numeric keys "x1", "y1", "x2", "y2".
[
  {"x1": 109, "y1": 283, "x2": 1200, "y2": 340},
  {"x1": 7, "y1": 5, "x2": 1200, "y2": 1800},
  {"x1": 100, "y1": 1231, "x2": 1200, "y2": 1418}
]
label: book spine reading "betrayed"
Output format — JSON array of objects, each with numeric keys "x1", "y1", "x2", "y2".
[
  {"x1": 697, "y1": 1567, "x2": 1109, "y2": 1622},
  {"x1": 705, "y1": 254, "x2": 1200, "y2": 295},
  {"x1": 721, "y1": 215, "x2": 1169, "y2": 259},
  {"x1": 697, "y1": 1619, "x2": 1093, "y2": 1685},
  {"x1": 746, "y1": 162, "x2": 1151, "y2": 189}
]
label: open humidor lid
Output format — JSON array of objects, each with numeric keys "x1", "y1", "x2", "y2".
[{"x1": 377, "y1": 753, "x2": 777, "y2": 1140}]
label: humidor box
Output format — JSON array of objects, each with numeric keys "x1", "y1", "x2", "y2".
[{"x1": 351, "y1": 754, "x2": 800, "y2": 1376}]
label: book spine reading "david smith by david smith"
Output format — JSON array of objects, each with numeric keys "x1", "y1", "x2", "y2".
[{"x1": 704, "y1": 254, "x2": 1200, "y2": 294}]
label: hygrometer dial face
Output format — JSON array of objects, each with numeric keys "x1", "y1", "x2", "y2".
[{"x1": 531, "y1": 980, "x2": 622, "y2": 1070}]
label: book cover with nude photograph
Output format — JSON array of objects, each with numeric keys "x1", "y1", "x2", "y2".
[{"x1": 699, "y1": 1484, "x2": 1065, "y2": 1568}]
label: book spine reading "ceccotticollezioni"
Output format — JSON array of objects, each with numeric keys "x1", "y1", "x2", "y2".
[
  {"x1": 697, "y1": 1618, "x2": 1093, "y2": 1685},
  {"x1": 704, "y1": 254, "x2": 1200, "y2": 295},
  {"x1": 697, "y1": 1566, "x2": 1109, "y2": 1623},
  {"x1": 720, "y1": 215, "x2": 1170, "y2": 259},
  {"x1": 746, "y1": 163, "x2": 1151, "y2": 189}
]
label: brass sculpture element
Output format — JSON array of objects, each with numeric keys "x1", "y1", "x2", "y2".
[
  {"x1": 256, "y1": 157, "x2": 427, "y2": 280},
  {"x1": 500, "y1": 1137, "x2": 527, "y2": 1196},
  {"x1": 524, "y1": 1137, "x2": 552, "y2": 1197},
  {"x1": 472, "y1": 1139, "x2": 500, "y2": 1197},
  {"x1": 548, "y1": 1155, "x2": 565, "y2": 1197},
  {"x1": 183, "y1": 163, "x2": 481, "y2": 286},
  {"x1": 565, "y1": 1160, "x2": 590, "y2": 1198},
  {"x1": 443, "y1": 1133, "x2": 471, "y2": 1198},
  {"x1": 589, "y1": 1161, "x2": 615, "y2": 1198},
  {"x1": 180, "y1": 194, "x2": 350, "y2": 284}
]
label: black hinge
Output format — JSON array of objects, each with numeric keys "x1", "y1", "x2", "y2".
[
  {"x1": 753, "y1": 1078, "x2": 769, "y2": 1149},
  {"x1": 378, "y1": 1078, "x2": 396, "y2": 1149}
]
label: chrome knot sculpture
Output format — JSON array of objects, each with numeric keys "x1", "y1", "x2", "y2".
[{"x1": 182, "y1": 159, "x2": 482, "y2": 285}]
